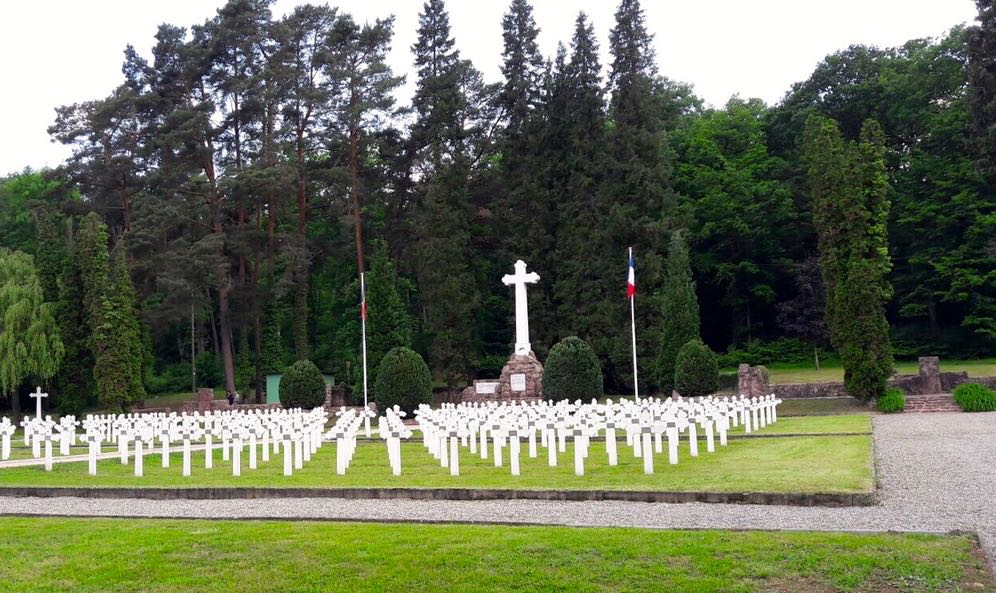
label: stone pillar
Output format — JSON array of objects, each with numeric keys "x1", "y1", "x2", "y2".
[
  {"x1": 197, "y1": 388, "x2": 214, "y2": 412},
  {"x1": 737, "y1": 364, "x2": 770, "y2": 397},
  {"x1": 918, "y1": 356, "x2": 941, "y2": 395}
]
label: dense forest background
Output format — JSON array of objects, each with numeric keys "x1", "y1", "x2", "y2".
[{"x1": 0, "y1": 0, "x2": 993, "y2": 412}]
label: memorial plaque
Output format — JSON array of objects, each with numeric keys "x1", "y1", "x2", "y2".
[
  {"x1": 475, "y1": 381, "x2": 499, "y2": 395},
  {"x1": 510, "y1": 373, "x2": 526, "y2": 392}
]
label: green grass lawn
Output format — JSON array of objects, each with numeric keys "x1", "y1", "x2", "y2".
[
  {"x1": 777, "y1": 398, "x2": 873, "y2": 416},
  {"x1": 0, "y1": 517, "x2": 991, "y2": 593},
  {"x1": 135, "y1": 389, "x2": 226, "y2": 410},
  {"x1": 729, "y1": 414, "x2": 870, "y2": 435},
  {"x1": 0, "y1": 428, "x2": 873, "y2": 493},
  {"x1": 761, "y1": 358, "x2": 996, "y2": 384}
]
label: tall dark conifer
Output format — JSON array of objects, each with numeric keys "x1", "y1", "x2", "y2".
[
  {"x1": 496, "y1": 0, "x2": 552, "y2": 352},
  {"x1": 410, "y1": 0, "x2": 480, "y2": 390},
  {"x1": 601, "y1": 0, "x2": 676, "y2": 390},
  {"x1": 966, "y1": 1, "x2": 996, "y2": 341},
  {"x1": 549, "y1": 14, "x2": 610, "y2": 355}
]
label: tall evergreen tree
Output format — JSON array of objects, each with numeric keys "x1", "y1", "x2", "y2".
[
  {"x1": 803, "y1": 117, "x2": 893, "y2": 401},
  {"x1": 599, "y1": 0, "x2": 680, "y2": 389},
  {"x1": 655, "y1": 231, "x2": 701, "y2": 393},
  {"x1": 54, "y1": 229, "x2": 95, "y2": 415},
  {"x1": 409, "y1": 0, "x2": 481, "y2": 389},
  {"x1": 495, "y1": 0, "x2": 552, "y2": 350},
  {"x1": 364, "y1": 240, "x2": 413, "y2": 390},
  {"x1": 965, "y1": 2, "x2": 996, "y2": 341},
  {"x1": 549, "y1": 14, "x2": 609, "y2": 348},
  {"x1": 76, "y1": 213, "x2": 145, "y2": 410}
]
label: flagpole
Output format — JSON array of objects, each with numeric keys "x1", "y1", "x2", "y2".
[
  {"x1": 629, "y1": 247, "x2": 639, "y2": 401},
  {"x1": 361, "y1": 272, "x2": 369, "y2": 410}
]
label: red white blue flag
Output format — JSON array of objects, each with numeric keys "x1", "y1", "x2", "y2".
[
  {"x1": 627, "y1": 248, "x2": 636, "y2": 298},
  {"x1": 360, "y1": 273, "x2": 367, "y2": 320}
]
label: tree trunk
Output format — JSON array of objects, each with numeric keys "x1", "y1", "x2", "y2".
[
  {"x1": 217, "y1": 284, "x2": 237, "y2": 395},
  {"x1": 814, "y1": 345, "x2": 821, "y2": 371},
  {"x1": 10, "y1": 392, "x2": 20, "y2": 417},
  {"x1": 350, "y1": 125, "x2": 366, "y2": 275},
  {"x1": 293, "y1": 278, "x2": 310, "y2": 359}
]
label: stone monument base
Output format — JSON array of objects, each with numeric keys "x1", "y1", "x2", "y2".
[{"x1": 494, "y1": 351, "x2": 544, "y2": 401}]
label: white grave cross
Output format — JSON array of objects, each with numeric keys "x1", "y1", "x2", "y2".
[
  {"x1": 501, "y1": 260, "x2": 540, "y2": 355},
  {"x1": 30, "y1": 387, "x2": 48, "y2": 421}
]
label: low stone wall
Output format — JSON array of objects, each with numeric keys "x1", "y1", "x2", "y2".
[{"x1": 179, "y1": 401, "x2": 282, "y2": 413}]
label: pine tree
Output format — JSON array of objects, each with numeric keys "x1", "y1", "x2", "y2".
[
  {"x1": 655, "y1": 231, "x2": 701, "y2": 394},
  {"x1": 802, "y1": 116, "x2": 893, "y2": 401}
]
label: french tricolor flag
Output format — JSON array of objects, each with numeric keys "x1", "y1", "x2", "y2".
[{"x1": 627, "y1": 248, "x2": 636, "y2": 298}]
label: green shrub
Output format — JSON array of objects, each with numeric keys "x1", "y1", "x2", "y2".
[
  {"x1": 952, "y1": 383, "x2": 996, "y2": 412},
  {"x1": 876, "y1": 387, "x2": 905, "y2": 413},
  {"x1": 543, "y1": 336, "x2": 603, "y2": 401},
  {"x1": 674, "y1": 340, "x2": 719, "y2": 397},
  {"x1": 716, "y1": 338, "x2": 827, "y2": 368},
  {"x1": 280, "y1": 360, "x2": 326, "y2": 409},
  {"x1": 374, "y1": 347, "x2": 432, "y2": 412}
]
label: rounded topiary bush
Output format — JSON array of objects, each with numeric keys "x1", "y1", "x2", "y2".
[
  {"x1": 876, "y1": 387, "x2": 905, "y2": 413},
  {"x1": 674, "y1": 339, "x2": 719, "y2": 397},
  {"x1": 953, "y1": 383, "x2": 996, "y2": 412},
  {"x1": 543, "y1": 336, "x2": 603, "y2": 402},
  {"x1": 280, "y1": 360, "x2": 326, "y2": 409},
  {"x1": 374, "y1": 347, "x2": 432, "y2": 412}
]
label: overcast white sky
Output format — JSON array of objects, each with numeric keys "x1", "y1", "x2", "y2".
[{"x1": 0, "y1": 0, "x2": 979, "y2": 176}]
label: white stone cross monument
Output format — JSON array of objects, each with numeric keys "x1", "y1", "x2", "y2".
[
  {"x1": 30, "y1": 387, "x2": 48, "y2": 421},
  {"x1": 502, "y1": 260, "x2": 540, "y2": 355}
]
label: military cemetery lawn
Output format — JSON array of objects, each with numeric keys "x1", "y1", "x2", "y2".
[
  {"x1": 0, "y1": 517, "x2": 991, "y2": 593},
  {"x1": 777, "y1": 398, "x2": 873, "y2": 416},
  {"x1": 0, "y1": 431, "x2": 873, "y2": 494}
]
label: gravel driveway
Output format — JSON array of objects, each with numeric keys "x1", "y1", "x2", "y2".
[{"x1": 1, "y1": 412, "x2": 993, "y2": 568}]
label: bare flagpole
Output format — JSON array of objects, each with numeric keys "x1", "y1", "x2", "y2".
[
  {"x1": 629, "y1": 247, "x2": 639, "y2": 401},
  {"x1": 361, "y1": 272, "x2": 369, "y2": 410}
]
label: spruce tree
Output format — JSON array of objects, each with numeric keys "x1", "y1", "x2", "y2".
[
  {"x1": 549, "y1": 14, "x2": 610, "y2": 361},
  {"x1": 655, "y1": 230, "x2": 701, "y2": 394},
  {"x1": 600, "y1": 0, "x2": 681, "y2": 389},
  {"x1": 802, "y1": 116, "x2": 893, "y2": 401},
  {"x1": 410, "y1": 0, "x2": 480, "y2": 390},
  {"x1": 496, "y1": 0, "x2": 553, "y2": 350}
]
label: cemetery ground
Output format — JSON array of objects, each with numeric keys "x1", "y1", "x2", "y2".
[
  {"x1": 0, "y1": 416, "x2": 873, "y2": 494},
  {"x1": 0, "y1": 517, "x2": 992, "y2": 593}
]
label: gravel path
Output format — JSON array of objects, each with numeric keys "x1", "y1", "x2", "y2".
[{"x1": 1, "y1": 412, "x2": 993, "y2": 569}]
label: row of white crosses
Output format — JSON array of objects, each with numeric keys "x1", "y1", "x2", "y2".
[
  {"x1": 409, "y1": 394, "x2": 781, "y2": 477},
  {"x1": 2, "y1": 408, "x2": 334, "y2": 478}
]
